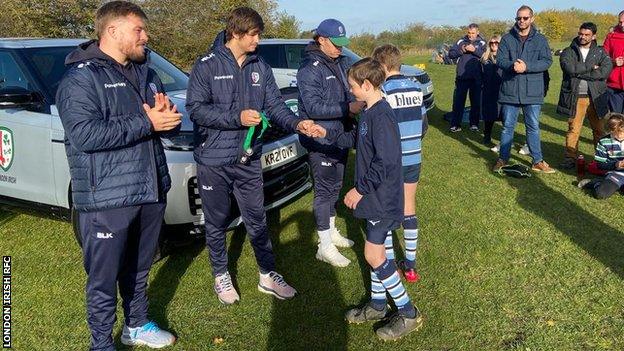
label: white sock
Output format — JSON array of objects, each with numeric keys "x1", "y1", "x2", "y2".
[
  {"x1": 318, "y1": 229, "x2": 332, "y2": 248},
  {"x1": 329, "y1": 216, "x2": 336, "y2": 230}
]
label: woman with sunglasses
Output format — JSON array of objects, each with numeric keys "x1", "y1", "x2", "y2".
[{"x1": 481, "y1": 35, "x2": 503, "y2": 149}]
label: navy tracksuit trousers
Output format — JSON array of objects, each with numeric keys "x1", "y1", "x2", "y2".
[
  {"x1": 308, "y1": 149, "x2": 348, "y2": 231},
  {"x1": 451, "y1": 78, "x2": 482, "y2": 128},
  {"x1": 198, "y1": 159, "x2": 275, "y2": 277},
  {"x1": 79, "y1": 202, "x2": 166, "y2": 351}
]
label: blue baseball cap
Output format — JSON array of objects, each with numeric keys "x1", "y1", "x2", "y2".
[{"x1": 314, "y1": 19, "x2": 350, "y2": 47}]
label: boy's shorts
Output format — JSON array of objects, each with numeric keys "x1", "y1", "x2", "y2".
[
  {"x1": 365, "y1": 219, "x2": 401, "y2": 244},
  {"x1": 403, "y1": 163, "x2": 421, "y2": 183}
]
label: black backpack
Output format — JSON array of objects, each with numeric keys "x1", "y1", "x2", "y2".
[{"x1": 496, "y1": 164, "x2": 532, "y2": 178}]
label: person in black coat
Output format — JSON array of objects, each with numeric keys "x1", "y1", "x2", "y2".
[{"x1": 480, "y1": 35, "x2": 503, "y2": 147}]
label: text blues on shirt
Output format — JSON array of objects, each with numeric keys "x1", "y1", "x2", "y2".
[{"x1": 382, "y1": 75, "x2": 425, "y2": 166}]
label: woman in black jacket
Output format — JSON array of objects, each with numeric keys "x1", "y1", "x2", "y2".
[{"x1": 480, "y1": 35, "x2": 503, "y2": 148}]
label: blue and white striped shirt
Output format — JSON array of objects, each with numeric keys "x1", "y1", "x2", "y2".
[{"x1": 382, "y1": 75, "x2": 426, "y2": 166}]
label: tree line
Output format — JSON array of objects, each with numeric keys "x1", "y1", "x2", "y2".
[{"x1": 0, "y1": 3, "x2": 618, "y2": 68}]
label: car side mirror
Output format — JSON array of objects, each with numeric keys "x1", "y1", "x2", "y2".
[{"x1": 0, "y1": 86, "x2": 44, "y2": 109}]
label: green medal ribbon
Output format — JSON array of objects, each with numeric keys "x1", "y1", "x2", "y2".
[{"x1": 242, "y1": 112, "x2": 271, "y2": 153}]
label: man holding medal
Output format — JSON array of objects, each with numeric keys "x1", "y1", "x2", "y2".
[{"x1": 186, "y1": 7, "x2": 316, "y2": 305}]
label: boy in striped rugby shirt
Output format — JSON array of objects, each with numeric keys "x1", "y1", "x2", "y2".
[
  {"x1": 372, "y1": 44, "x2": 427, "y2": 283},
  {"x1": 581, "y1": 113, "x2": 624, "y2": 199}
]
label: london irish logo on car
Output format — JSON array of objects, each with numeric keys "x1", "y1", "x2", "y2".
[{"x1": 0, "y1": 127, "x2": 14, "y2": 171}]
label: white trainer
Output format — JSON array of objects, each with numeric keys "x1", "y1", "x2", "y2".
[
  {"x1": 121, "y1": 321, "x2": 175, "y2": 348},
  {"x1": 519, "y1": 144, "x2": 530, "y2": 155},
  {"x1": 330, "y1": 228, "x2": 354, "y2": 248},
  {"x1": 490, "y1": 144, "x2": 499, "y2": 152},
  {"x1": 316, "y1": 244, "x2": 350, "y2": 267},
  {"x1": 214, "y1": 272, "x2": 240, "y2": 305}
]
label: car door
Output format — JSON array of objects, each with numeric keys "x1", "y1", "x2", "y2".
[{"x1": 0, "y1": 50, "x2": 56, "y2": 205}]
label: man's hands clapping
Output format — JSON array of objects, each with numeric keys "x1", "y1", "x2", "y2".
[{"x1": 143, "y1": 93, "x2": 182, "y2": 132}]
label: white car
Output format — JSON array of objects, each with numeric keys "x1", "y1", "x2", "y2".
[
  {"x1": 0, "y1": 38, "x2": 312, "y2": 247},
  {"x1": 257, "y1": 39, "x2": 435, "y2": 110}
]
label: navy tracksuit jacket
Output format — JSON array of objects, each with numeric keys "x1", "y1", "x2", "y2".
[
  {"x1": 296, "y1": 42, "x2": 353, "y2": 231},
  {"x1": 57, "y1": 40, "x2": 174, "y2": 351},
  {"x1": 448, "y1": 35, "x2": 487, "y2": 128},
  {"x1": 186, "y1": 31, "x2": 302, "y2": 276},
  {"x1": 326, "y1": 99, "x2": 404, "y2": 221}
]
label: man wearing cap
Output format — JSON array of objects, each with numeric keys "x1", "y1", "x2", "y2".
[{"x1": 297, "y1": 19, "x2": 365, "y2": 267}]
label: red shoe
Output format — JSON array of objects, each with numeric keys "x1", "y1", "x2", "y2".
[{"x1": 398, "y1": 261, "x2": 420, "y2": 283}]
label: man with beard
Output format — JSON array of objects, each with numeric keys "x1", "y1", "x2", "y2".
[
  {"x1": 448, "y1": 23, "x2": 486, "y2": 132},
  {"x1": 296, "y1": 19, "x2": 365, "y2": 267},
  {"x1": 56, "y1": 1, "x2": 180, "y2": 350},
  {"x1": 493, "y1": 5, "x2": 555, "y2": 174},
  {"x1": 603, "y1": 10, "x2": 624, "y2": 113},
  {"x1": 557, "y1": 22, "x2": 612, "y2": 169}
]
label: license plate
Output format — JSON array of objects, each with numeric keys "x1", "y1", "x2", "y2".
[{"x1": 261, "y1": 143, "x2": 297, "y2": 169}]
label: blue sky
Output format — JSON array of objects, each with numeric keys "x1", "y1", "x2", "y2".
[{"x1": 276, "y1": 1, "x2": 622, "y2": 34}]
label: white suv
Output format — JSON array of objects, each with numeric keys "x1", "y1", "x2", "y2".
[
  {"x1": 257, "y1": 39, "x2": 435, "y2": 110},
  {"x1": 0, "y1": 38, "x2": 312, "y2": 245}
]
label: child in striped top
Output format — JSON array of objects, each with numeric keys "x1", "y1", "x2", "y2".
[
  {"x1": 372, "y1": 44, "x2": 426, "y2": 283},
  {"x1": 582, "y1": 113, "x2": 624, "y2": 199}
]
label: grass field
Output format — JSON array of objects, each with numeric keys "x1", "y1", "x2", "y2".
[{"x1": 3, "y1": 54, "x2": 624, "y2": 350}]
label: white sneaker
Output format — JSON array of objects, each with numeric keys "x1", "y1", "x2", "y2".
[
  {"x1": 121, "y1": 321, "x2": 175, "y2": 348},
  {"x1": 519, "y1": 144, "x2": 530, "y2": 155},
  {"x1": 214, "y1": 272, "x2": 240, "y2": 305},
  {"x1": 490, "y1": 144, "x2": 499, "y2": 152},
  {"x1": 316, "y1": 244, "x2": 350, "y2": 267},
  {"x1": 258, "y1": 271, "x2": 297, "y2": 300},
  {"x1": 318, "y1": 228, "x2": 354, "y2": 248}
]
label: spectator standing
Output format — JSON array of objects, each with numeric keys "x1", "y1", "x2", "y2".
[
  {"x1": 493, "y1": 5, "x2": 555, "y2": 174},
  {"x1": 603, "y1": 10, "x2": 624, "y2": 113},
  {"x1": 557, "y1": 22, "x2": 612, "y2": 169},
  {"x1": 448, "y1": 23, "x2": 487, "y2": 132}
]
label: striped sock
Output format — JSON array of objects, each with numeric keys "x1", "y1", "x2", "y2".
[
  {"x1": 403, "y1": 216, "x2": 419, "y2": 270},
  {"x1": 384, "y1": 231, "x2": 395, "y2": 261},
  {"x1": 370, "y1": 270, "x2": 386, "y2": 310},
  {"x1": 374, "y1": 259, "x2": 416, "y2": 318}
]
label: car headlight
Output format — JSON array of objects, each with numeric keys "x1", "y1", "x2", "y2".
[{"x1": 161, "y1": 131, "x2": 194, "y2": 151}]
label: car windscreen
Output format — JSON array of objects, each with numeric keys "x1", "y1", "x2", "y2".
[
  {"x1": 340, "y1": 48, "x2": 361, "y2": 66},
  {"x1": 20, "y1": 46, "x2": 188, "y2": 103}
]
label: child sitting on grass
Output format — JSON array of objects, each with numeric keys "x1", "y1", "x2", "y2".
[
  {"x1": 580, "y1": 113, "x2": 624, "y2": 199},
  {"x1": 312, "y1": 58, "x2": 423, "y2": 341}
]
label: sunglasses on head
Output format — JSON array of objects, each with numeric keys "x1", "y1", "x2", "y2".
[{"x1": 515, "y1": 16, "x2": 531, "y2": 21}]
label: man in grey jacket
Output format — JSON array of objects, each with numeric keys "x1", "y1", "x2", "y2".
[{"x1": 557, "y1": 22, "x2": 613, "y2": 169}]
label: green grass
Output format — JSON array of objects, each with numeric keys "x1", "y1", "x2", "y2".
[{"x1": 3, "y1": 55, "x2": 624, "y2": 350}]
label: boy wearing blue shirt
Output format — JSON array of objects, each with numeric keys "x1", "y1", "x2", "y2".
[
  {"x1": 372, "y1": 44, "x2": 426, "y2": 283},
  {"x1": 313, "y1": 58, "x2": 422, "y2": 340}
]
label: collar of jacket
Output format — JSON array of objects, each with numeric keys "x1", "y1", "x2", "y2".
[
  {"x1": 608, "y1": 27, "x2": 624, "y2": 40},
  {"x1": 510, "y1": 25, "x2": 537, "y2": 41},
  {"x1": 304, "y1": 41, "x2": 345, "y2": 65},
  {"x1": 570, "y1": 38, "x2": 598, "y2": 53},
  {"x1": 214, "y1": 44, "x2": 259, "y2": 68},
  {"x1": 65, "y1": 39, "x2": 151, "y2": 68},
  {"x1": 462, "y1": 34, "x2": 485, "y2": 43}
]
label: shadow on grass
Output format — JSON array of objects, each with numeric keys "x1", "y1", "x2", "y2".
[
  {"x1": 429, "y1": 109, "x2": 624, "y2": 279},
  {"x1": 266, "y1": 209, "x2": 349, "y2": 351}
]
